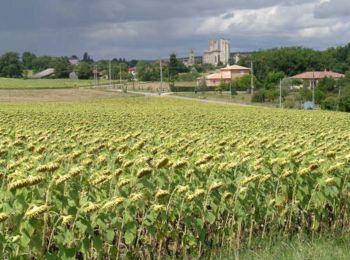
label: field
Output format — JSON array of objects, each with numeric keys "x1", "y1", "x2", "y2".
[
  {"x1": 0, "y1": 89, "x2": 137, "y2": 102},
  {"x1": 0, "y1": 97, "x2": 349, "y2": 259},
  {"x1": 0, "y1": 78, "x2": 107, "y2": 89}
]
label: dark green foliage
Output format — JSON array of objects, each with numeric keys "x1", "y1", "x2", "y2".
[
  {"x1": 76, "y1": 62, "x2": 93, "y2": 79},
  {"x1": 22, "y1": 52, "x2": 37, "y2": 70},
  {"x1": 50, "y1": 57, "x2": 71, "y2": 78},
  {"x1": 0, "y1": 52, "x2": 22, "y2": 78},
  {"x1": 318, "y1": 77, "x2": 337, "y2": 93},
  {"x1": 168, "y1": 53, "x2": 189, "y2": 79},
  {"x1": 321, "y1": 96, "x2": 339, "y2": 110},
  {"x1": 32, "y1": 56, "x2": 53, "y2": 72},
  {"x1": 238, "y1": 45, "x2": 350, "y2": 88},
  {"x1": 82, "y1": 52, "x2": 94, "y2": 63},
  {"x1": 136, "y1": 61, "x2": 160, "y2": 81},
  {"x1": 233, "y1": 75, "x2": 257, "y2": 91}
]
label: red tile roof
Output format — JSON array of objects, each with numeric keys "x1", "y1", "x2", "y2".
[{"x1": 292, "y1": 71, "x2": 345, "y2": 80}]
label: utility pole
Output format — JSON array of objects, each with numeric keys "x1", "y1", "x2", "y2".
[
  {"x1": 119, "y1": 63, "x2": 122, "y2": 84},
  {"x1": 279, "y1": 79, "x2": 282, "y2": 108},
  {"x1": 337, "y1": 83, "x2": 341, "y2": 111},
  {"x1": 93, "y1": 65, "x2": 98, "y2": 87},
  {"x1": 109, "y1": 60, "x2": 112, "y2": 87},
  {"x1": 160, "y1": 59, "x2": 163, "y2": 94},
  {"x1": 250, "y1": 61, "x2": 254, "y2": 96},
  {"x1": 312, "y1": 72, "x2": 315, "y2": 106}
]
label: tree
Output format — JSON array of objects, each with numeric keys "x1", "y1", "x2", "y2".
[
  {"x1": 82, "y1": 52, "x2": 94, "y2": 63},
  {"x1": 318, "y1": 77, "x2": 337, "y2": 93},
  {"x1": 32, "y1": 56, "x2": 53, "y2": 72},
  {"x1": 168, "y1": 53, "x2": 188, "y2": 80},
  {"x1": 76, "y1": 62, "x2": 92, "y2": 79},
  {"x1": 233, "y1": 75, "x2": 258, "y2": 91},
  {"x1": 0, "y1": 52, "x2": 22, "y2": 78},
  {"x1": 136, "y1": 61, "x2": 160, "y2": 81},
  {"x1": 50, "y1": 57, "x2": 71, "y2": 78},
  {"x1": 22, "y1": 52, "x2": 37, "y2": 70},
  {"x1": 266, "y1": 71, "x2": 285, "y2": 88}
]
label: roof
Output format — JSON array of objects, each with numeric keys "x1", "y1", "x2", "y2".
[
  {"x1": 292, "y1": 71, "x2": 345, "y2": 80},
  {"x1": 206, "y1": 71, "x2": 232, "y2": 80},
  {"x1": 32, "y1": 68, "x2": 55, "y2": 79},
  {"x1": 69, "y1": 59, "x2": 79, "y2": 65},
  {"x1": 220, "y1": 64, "x2": 250, "y2": 71}
]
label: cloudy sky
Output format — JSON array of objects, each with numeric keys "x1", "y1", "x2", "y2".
[{"x1": 0, "y1": 0, "x2": 349, "y2": 59}]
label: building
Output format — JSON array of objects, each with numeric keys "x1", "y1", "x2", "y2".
[
  {"x1": 291, "y1": 70, "x2": 345, "y2": 88},
  {"x1": 128, "y1": 67, "x2": 137, "y2": 79},
  {"x1": 31, "y1": 68, "x2": 55, "y2": 79},
  {"x1": 231, "y1": 52, "x2": 253, "y2": 64},
  {"x1": 183, "y1": 50, "x2": 195, "y2": 67},
  {"x1": 69, "y1": 56, "x2": 79, "y2": 66},
  {"x1": 203, "y1": 64, "x2": 251, "y2": 87},
  {"x1": 203, "y1": 39, "x2": 230, "y2": 66}
]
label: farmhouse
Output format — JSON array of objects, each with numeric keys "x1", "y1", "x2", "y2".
[
  {"x1": 292, "y1": 70, "x2": 345, "y2": 88},
  {"x1": 204, "y1": 64, "x2": 251, "y2": 87}
]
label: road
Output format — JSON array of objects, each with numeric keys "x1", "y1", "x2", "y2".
[{"x1": 104, "y1": 88, "x2": 258, "y2": 107}]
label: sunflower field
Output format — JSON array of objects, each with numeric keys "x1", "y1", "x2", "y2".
[{"x1": 0, "y1": 97, "x2": 349, "y2": 258}]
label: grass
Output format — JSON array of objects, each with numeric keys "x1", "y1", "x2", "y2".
[
  {"x1": 0, "y1": 78, "x2": 111, "y2": 89},
  {"x1": 211, "y1": 235, "x2": 350, "y2": 260}
]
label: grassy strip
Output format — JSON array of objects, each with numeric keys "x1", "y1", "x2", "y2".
[{"x1": 210, "y1": 234, "x2": 350, "y2": 260}]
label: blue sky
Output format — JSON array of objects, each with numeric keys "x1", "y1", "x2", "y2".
[{"x1": 0, "y1": 0, "x2": 349, "y2": 59}]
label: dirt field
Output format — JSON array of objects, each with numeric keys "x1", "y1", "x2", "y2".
[{"x1": 0, "y1": 88, "x2": 136, "y2": 102}]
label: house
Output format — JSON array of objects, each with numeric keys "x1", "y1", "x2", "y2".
[
  {"x1": 203, "y1": 64, "x2": 251, "y2": 87},
  {"x1": 69, "y1": 56, "x2": 80, "y2": 66},
  {"x1": 128, "y1": 67, "x2": 136, "y2": 78},
  {"x1": 291, "y1": 70, "x2": 345, "y2": 88},
  {"x1": 203, "y1": 39, "x2": 230, "y2": 66}
]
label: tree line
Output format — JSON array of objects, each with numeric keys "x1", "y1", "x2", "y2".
[
  {"x1": 0, "y1": 52, "x2": 137, "y2": 80},
  {"x1": 235, "y1": 44, "x2": 350, "y2": 112}
]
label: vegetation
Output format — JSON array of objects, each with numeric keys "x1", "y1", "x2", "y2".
[{"x1": 0, "y1": 97, "x2": 349, "y2": 258}]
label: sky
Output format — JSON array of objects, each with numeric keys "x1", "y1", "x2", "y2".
[{"x1": 0, "y1": 0, "x2": 349, "y2": 60}]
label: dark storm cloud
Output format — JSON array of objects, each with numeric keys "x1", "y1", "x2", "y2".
[{"x1": 0, "y1": 0, "x2": 348, "y2": 59}]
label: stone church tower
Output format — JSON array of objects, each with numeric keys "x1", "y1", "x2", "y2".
[{"x1": 203, "y1": 39, "x2": 230, "y2": 66}]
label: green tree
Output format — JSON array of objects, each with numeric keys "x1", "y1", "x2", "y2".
[
  {"x1": 233, "y1": 75, "x2": 258, "y2": 91},
  {"x1": 136, "y1": 61, "x2": 160, "y2": 81},
  {"x1": 82, "y1": 52, "x2": 94, "y2": 63},
  {"x1": 32, "y1": 56, "x2": 53, "y2": 72},
  {"x1": 22, "y1": 52, "x2": 37, "y2": 70},
  {"x1": 318, "y1": 77, "x2": 337, "y2": 93},
  {"x1": 168, "y1": 53, "x2": 188, "y2": 80},
  {"x1": 50, "y1": 57, "x2": 71, "y2": 78},
  {"x1": 0, "y1": 52, "x2": 22, "y2": 78},
  {"x1": 76, "y1": 62, "x2": 92, "y2": 79}
]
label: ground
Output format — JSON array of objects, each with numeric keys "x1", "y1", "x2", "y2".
[
  {"x1": 0, "y1": 88, "x2": 137, "y2": 102},
  {"x1": 0, "y1": 78, "x2": 99, "y2": 89}
]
